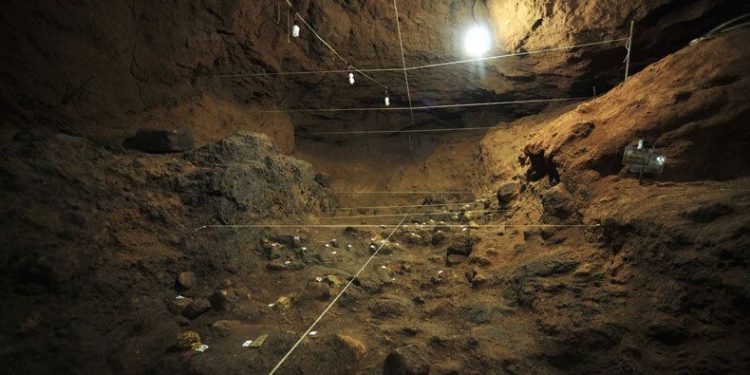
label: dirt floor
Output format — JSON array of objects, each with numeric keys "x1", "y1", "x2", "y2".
[{"x1": 1, "y1": 26, "x2": 750, "y2": 375}]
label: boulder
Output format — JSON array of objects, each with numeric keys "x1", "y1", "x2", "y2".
[
  {"x1": 383, "y1": 345, "x2": 430, "y2": 375},
  {"x1": 124, "y1": 128, "x2": 194, "y2": 153}
]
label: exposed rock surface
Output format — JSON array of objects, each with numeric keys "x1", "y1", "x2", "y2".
[
  {"x1": 1, "y1": 2, "x2": 749, "y2": 375},
  {"x1": 183, "y1": 132, "x2": 334, "y2": 223},
  {"x1": 523, "y1": 29, "x2": 750, "y2": 183},
  {"x1": 1, "y1": 0, "x2": 744, "y2": 140}
]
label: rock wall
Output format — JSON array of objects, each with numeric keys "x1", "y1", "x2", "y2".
[
  {"x1": 2, "y1": 0, "x2": 744, "y2": 141},
  {"x1": 522, "y1": 28, "x2": 750, "y2": 184}
]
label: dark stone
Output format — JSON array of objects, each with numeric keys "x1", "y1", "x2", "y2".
[
  {"x1": 540, "y1": 185, "x2": 581, "y2": 224},
  {"x1": 369, "y1": 298, "x2": 410, "y2": 318},
  {"x1": 124, "y1": 128, "x2": 194, "y2": 153},
  {"x1": 523, "y1": 259, "x2": 580, "y2": 277},
  {"x1": 182, "y1": 298, "x2": 212, "y2": 319},
  {"x1": 315, "y1": 172, "x2": 332, "y2": 188},
  {"x1": 209, "y1": 289, "x2": 236, "y2": 311},
  {"x1": 496, "y1": 182, "x2": 519, "y2": 207},
  {"x1": 462, "y1": 305, "x2": 495, "y2": 324},
  {"x1": 304, "y1": 281, "x2": 332, "y2": 301},
  {"x1": 431, "y1": 230, "x2": 446, "y2": 246},
  {"x1": 383, "y1": 345, "x2": 430, "y2": 375},
  {"x1": 446, "y1": 236, "x2": 478, "y2": 257}
]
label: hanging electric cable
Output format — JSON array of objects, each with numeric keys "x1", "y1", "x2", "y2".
[
  {"x1": 283, "y1": 0, "x2": 388, "y2": 90},
  {"x1": 210, "y1": 37, "x2": 628, "y2": 78}
]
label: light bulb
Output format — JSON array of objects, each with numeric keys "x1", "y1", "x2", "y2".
[
  {"x1": 463, "y1": 25, "x2": 492, "y2": 57},
  {"x1": 348, "y1": 72, "x2": 355, "y2": 85},
  {"x1": 292, "y1": 24, "x2": 300, "y2": 38}
]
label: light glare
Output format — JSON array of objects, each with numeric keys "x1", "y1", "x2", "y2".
[{"x1": 464, "y1": 26, "x2": 492, "y2": 57}]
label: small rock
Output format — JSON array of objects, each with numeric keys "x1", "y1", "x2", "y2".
[
  {"x1": 446, "y1": 254, "x2": 467, "y2": 265},
  {"x1": 176, "y1": 271, "x2": 197, "y2": 290},
  {"x1": 274, "y1": 296, "x2": 292, "y2": 310},
  {"x1": 175, "y1": 330, "x2": 202, "y2": 351},
  {"x1": 428, "y1": 255, "x2": 443, "y2": 263},
  {"x1": 334, "y1": 333, "x2": 367, "y2": 359},
  {"x1": 369, "y1": 298, "x2": 410, "y2": 318},
  {"x1": 250, "y1": 334, "x2": 268, "y2": 348},
  {"x1": 315, "y1": 172, "x2": 332, "y2": 188},
  {"x1": 496, "y1": 182, "x2": 519, "y2": 207},
  {"x1": 209, "y1": 289, "x2": 236, "y2": 311},
  {"x1": 431, "y1": 231, "x2": 446, "y2": 246},
  {"x1": 383, "y1": 345, "x2": 430, "y2": 375},
  {"x1": 167, "y1": 296, "x2": 193, "y2": 315},
  {"x1": 323, "y1": 275, "x2": 343, "y2": 287},
  {"x1": 212, "y1": 320, "x2": 252, "y2": 337},
  {"x1": 266, "y1": 259, "x2": 287, "y2": 271},
  {"x1": 523, "y1": 259, "x2": 580, "y2": 277},
  {"x1": 471, "y1": 274, "x2": 488, "y2": 287},
  {"x1": 574, "y1": 263, "x2": 594, "y2": 278},
  {"x1": 404, "y1": 232, "x2": 423, "y2": 244},
  {"x1": 469, "y1": 255, "x2": 491, "y2": 266},
  {"x1": 330, "y1": 239, "x2": 339, "y2": 248},
  {"x1": 182, "y1": 298, "x2": 212, "y2": 319},
  {"x1": 304, "y1": 281, "x2": 332, "y2": 301},
  {"x1": 371, "y1": 240, "x2": 404, "y2": 254}
]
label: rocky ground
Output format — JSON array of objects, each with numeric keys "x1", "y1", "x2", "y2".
[{"x1": 2, "y1": 4, "x2": 750, "y2": 375}]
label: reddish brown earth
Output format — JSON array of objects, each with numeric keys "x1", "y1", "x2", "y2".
[{"x1": 2, "y1": 2, "x2": 750, "y2": 375}]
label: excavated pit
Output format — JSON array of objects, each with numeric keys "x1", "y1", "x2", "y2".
[{"x1": 1, "y1": 1, "x2": 750, "y2": 374}]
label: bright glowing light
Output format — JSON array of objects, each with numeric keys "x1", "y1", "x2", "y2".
[
  {"x1": 348, "y1": 72, "x2": 355, "y2": 85},
  {"x1": 463, "y1": 25, "x2": 492, "y2": 57},
  {"x1": 292, "y1": 24, "x2": 300, "y2": 38}
]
